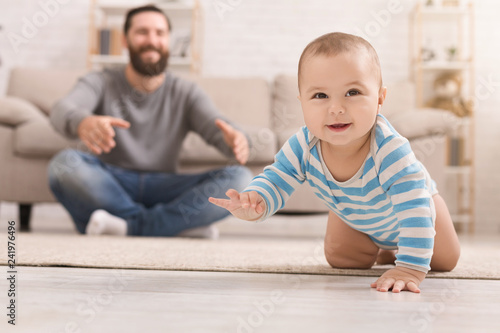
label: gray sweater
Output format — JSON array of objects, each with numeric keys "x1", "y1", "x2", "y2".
[{"x1": 51, "y1": 67, "x2": 240, "y2": 173}]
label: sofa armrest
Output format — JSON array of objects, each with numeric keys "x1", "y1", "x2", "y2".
[{"x1": 0, "y1": 96, "x2": 47, "y2": 127}]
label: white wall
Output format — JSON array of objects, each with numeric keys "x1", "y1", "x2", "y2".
[
  {"x1": 0, "y1": 0, "x2": 89, "y2": 95},
  {"x1": 201, "y1": 0, "x2": 411, "y2": 83},
  {"x1": 471, "y1": 0, "x2": 500, "y2": 233},
  {"x1": 0, "y1": 0, "x2": 499, "y2": 232}
]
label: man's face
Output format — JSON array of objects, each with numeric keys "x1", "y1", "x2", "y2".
[{"x1": 125, "y1": 11, "x2": 170, "y2": 76}]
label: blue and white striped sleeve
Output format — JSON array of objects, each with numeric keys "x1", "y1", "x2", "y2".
[
  {"x1": 376, "y1": 135, "x2": 436, "y2": 273},
  {"x1": 244, "y1": 127, "x2": 309, "y2": 221}
]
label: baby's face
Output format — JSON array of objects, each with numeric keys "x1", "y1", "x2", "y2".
[{"x1": 299, "y1": 52, "x2": 386, "y2": 150}]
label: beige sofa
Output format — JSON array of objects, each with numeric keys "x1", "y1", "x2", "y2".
[{"x1": 0, "y1": 67, "x2": 458, "y2": 231}]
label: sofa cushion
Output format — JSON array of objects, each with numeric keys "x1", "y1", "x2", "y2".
[
  {"x1": 180, "y1": 126, "x2": 277, "y2": 165},
  {"x1": 0, "y1": 97, "x2": 47, "y2": 126},
  {"x1": 185, "y1": 76, "x2": 272, "y2": 128},
  {"x1": 7, "y1": 67, "x2": 86, "y2": 115},
  {"x1": 13, "y1": 120, "x2": 80, "y2": 158},
  {"x1": 388, "y1": 108, "x2": 460, "y2": 139},
  {"x1": 272, "y1": 75, "x2": 305, "y2": 143},
  {"x1": 244, "y1": 126, "x2": 279, "y2": 163}
]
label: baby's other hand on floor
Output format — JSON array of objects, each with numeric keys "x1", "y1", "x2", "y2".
[
  {"x1": 371, "y1": 267, "x2": 426, "y2": 293},
  {"x1": 209, "y1": 189, "x2": 265, "y2": 221}
]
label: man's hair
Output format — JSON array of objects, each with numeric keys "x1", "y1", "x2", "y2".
[
  {"x1": 298, "y1": 32, "x2": 382, "y2": 90},
  {"x1": 123, "y1": 4, "x2": 171, "y2": 35}
]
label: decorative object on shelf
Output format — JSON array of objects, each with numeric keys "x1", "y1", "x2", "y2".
[
  {"x1": 442, "y1": 0, "x2": 460, "y2": 7},
  {"x1": 425, "y1": 0, "x2": 435, "y2": 6},
  {"x1": 421, "y1": 47, "x2": 436, "y2": 62},
  {"x1": 170, "y1": 34, "x2": 191, "y2": 58},
  {"x1": 421, "y1": 38, "x2": 436, "y2": 62},
  {"x1": 446, "y1": 45, "x2": 457, "y2": 61},
  {"x1": 424, "y1": 72, "x2": 473, "y2": 118}
]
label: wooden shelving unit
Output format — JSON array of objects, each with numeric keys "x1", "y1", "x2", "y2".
[
  {"x1": 410, "y1": 0, "x2": 475, "y2": 232},
  {"x1": 87, "y1": 0, "x2": 202, "y2": 74}
]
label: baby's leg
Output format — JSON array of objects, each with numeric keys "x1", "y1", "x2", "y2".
[
  {"x1": 324, "y1": 211, "x2": 379, "y2": 269},
  {"x1": 430, "y1": 194, "x2": 461, "y2": 271},
  {"x1": 365, "y1": 194, "x2": 460, "y2": 270},
  {"x1": 376, "y1": 249, "x2": 397, "y2": 265}
]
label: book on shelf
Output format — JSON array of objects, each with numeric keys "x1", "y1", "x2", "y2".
[
  {"x1": 448, "y1": 136, "x2": 465, "y2": 166},
  {"x1": 96, "y1": 27, "x2": 124, "y2": 56}
]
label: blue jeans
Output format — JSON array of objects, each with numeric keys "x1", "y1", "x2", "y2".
[{"x1": 48, "y1": 149, "x2": 253, "y2": 236}]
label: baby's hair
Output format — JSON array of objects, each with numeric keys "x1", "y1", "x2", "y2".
[{"x1": 298, "y1": 32, "x2": 383, "y2": 91}]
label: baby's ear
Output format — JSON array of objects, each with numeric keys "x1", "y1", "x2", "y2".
[
  {"x1": 377, "y1": 87, "x2": 387, "y2": 114},
  {"x1": 378, "y1": 87, "x2": 387, "y2": 106}
]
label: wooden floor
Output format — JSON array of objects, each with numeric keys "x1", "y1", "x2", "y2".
[
  {"x1": 0, "y1": 267, "x2": 499, "y2": 333},
  {"x1": 1, "y1": 202, "x2": 500, "y2": 332}
]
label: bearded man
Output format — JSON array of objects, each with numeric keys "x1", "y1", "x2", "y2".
[{"x1": 48, "y1": 5, "x2": 252, "y2": 238}]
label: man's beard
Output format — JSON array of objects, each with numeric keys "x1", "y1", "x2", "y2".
[{"x1": 128, "y1": 44, "x2": 169, "y2": 77}]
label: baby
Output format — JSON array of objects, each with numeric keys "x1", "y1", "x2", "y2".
[{"x1": 209, "y1": 32, "x2": 460, "y2": 293}]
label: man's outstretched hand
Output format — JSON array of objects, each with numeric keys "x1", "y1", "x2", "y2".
[
  {"x1": 209, "y1": 189, "x2": 265, "y2": 221},
  {"x1": 78, "y1": 116, "x2": 130, "y2": 155},
  {"x1": 215, "y1": 119, "x2": 249, "y2": 165}
]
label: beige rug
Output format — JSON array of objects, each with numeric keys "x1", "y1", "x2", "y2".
[{"x1": 0, "y1": 233, "x2": 498, "y2": 280}]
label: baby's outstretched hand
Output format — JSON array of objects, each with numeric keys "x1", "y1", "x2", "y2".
[
  {"x1": 209, "y1": 189, "x2": 266, "y2": 221},
  {"x1": 371, "y1": 267, "x2": 426, "y2": 293}
]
